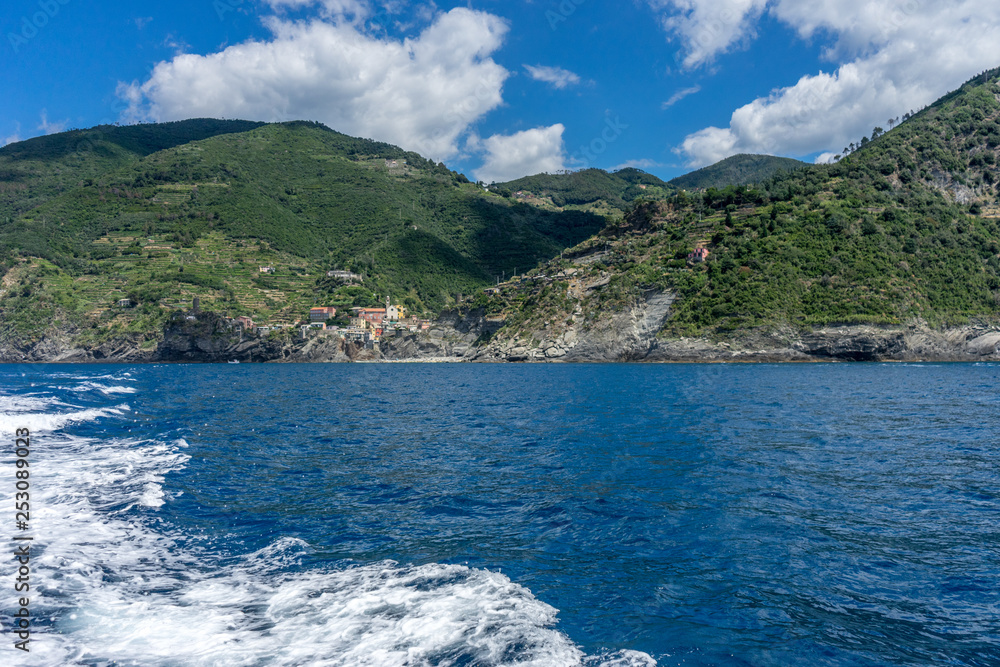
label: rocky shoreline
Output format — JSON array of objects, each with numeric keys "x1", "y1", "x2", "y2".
[{"x1": 2, "y1": 300, "x2": 999, "y2": 364}]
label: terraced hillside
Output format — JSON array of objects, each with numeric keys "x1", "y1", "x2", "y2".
[{"x1": 0, "y1": 121, "x2": 607, "y2": 346}]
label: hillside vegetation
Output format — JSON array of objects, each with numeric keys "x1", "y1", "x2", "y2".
[
  {"x1": 477, "y1": 68, "x2": 1000, "y2": 340},
  {"x1": 0, "y1": 121, "x2": 605, "y2": 345}
]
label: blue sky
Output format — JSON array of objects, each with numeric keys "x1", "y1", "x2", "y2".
[{"x1": 4, "y1": 0, "x2": 1000, "y2": 182}]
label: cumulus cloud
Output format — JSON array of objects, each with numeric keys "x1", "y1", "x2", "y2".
[
  {"x1": 118, "y1": 7, "x2": 510, "y2": 161},
  {"x1": 648, "y1": 0, "x2": 768, "y2": 69},
  {"x1": 474, "y1": 124, "x2": 566, "y2": 183},
  {"x1": 660, "y1": 0, "x2": 1000, "y2": 166},
  {"x1": 524, "y1": 65, "x2": 581, "y2": 89}
]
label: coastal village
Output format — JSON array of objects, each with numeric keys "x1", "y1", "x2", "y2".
[{"x1": 230, "y1": 291, "x2": 431, "y2": 349}]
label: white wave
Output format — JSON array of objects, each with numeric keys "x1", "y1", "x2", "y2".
[
  {"x1": 0, "y1": 404, "x2": 129, "y2": 436},
  {"x1": 1, "y1": 388, "x2": 655, "y2": 667},
  {"x1": 62, "y1": 382, "x2": 139, "y2": 395}
]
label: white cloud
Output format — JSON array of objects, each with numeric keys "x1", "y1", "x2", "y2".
[
  {"x1": 666, "y1": 0, "x2": 1000, "y2": 166},
  {"x1": 475, "y1": 124, "x2": 566, "y2": 183},
  {"x1": 662, "y1": 84, "x2": 701, "y2": 108},
  {"x1": 814, "y1": 152, "x2": 839, "y2": 165},
  {"x1": 2, "y1": 125, "x2": 21, "y2": 147},
  {"x1": 118, "y1": 7, "x2": 510, "y2": 161},
  {"x1": 37, "y1": 110, "x2": 67, "y2": 135},
  {"x1": 613, "y1": 159, "x2": 663, "y2": 171},
  {"x1": 648, "y1": 0, "x2": 768, "y2": 69},
  {"x1": 524, "y1": 64, "x2": 581, "y2": 89}
]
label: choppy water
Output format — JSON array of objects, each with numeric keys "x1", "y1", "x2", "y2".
[{"x1": 1, "y1": 363, "x2": 999, "y2": 666}]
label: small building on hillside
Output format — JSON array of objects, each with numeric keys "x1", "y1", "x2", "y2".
[
  {"x1": 358, "y1": 308, "x2": 387, "y2": 326},
  {"x1": 386, "y1": 303, "x2": 406, "y2": 321},
  {"x1": 259, "y1": 266, "x2": 275, "y2": 274},
  {"x1": 310, "y1": 307, "x2": 338, "y2": 323},
  {"x1": 688, "y1": 248, "x2": 710, "y2": 263},
  {"x1": 326, "y1": 270, "x2": 363, "y2": 282},
  {"x1": 117, "y1": 298, "x2": 133, "y2": 308},
  {"x1": 234, "y1": 316, "x2": 255, "y2": 334}
]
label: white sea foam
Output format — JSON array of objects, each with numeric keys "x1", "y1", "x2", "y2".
[
  {"x1": 61, "y1": 382, "x2": 139, "y2": 395},
  {"x1": 0, "y1": 403, "x2": 128, "y2": 435},
  {"x1": 1, "y1": 388, "x2": 655, "y2": 667}
]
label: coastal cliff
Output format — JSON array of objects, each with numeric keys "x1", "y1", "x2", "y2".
[
  {"x1": 383, "y1": 297, "x2": 1000, "y2": 363},
  {"x1": 2, "y1": 304, "x2": 999, "y2": 363}
]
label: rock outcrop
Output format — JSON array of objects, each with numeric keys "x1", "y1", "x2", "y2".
[
  {"x1": 156, "y1": 311, "x2": 358, "y2": 363},
  {"x1": 468, "y1": 290, "x2": 676, "y2": 362},
  {"x1": 381, "y1": 309, "x2": 504, "y2": 361}
]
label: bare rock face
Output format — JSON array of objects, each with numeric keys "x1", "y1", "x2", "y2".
[
  {"x1": 796, "y1": 328, "x2": 907, "y2": 361},
  {"x1": 459, "y1": 290, "x2": 676, "y2": 363},
  {"x1": 965, "y1": 332, "x2": 1000, "y2": 356},
  {"x1": 156, "y1": 311, "x2": 353, "y2": 363},
  {"x1": 563, "y1": 291, "x2": 676, "y2": 361},
  {"x1": 380, "y1": 308, "x2": 503, "y2": 361},
  {"x1": 0, "y1": 326, "x2": 156, "y2": 363}
]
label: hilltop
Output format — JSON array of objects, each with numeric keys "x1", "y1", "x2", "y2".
[
  {"x1": 667, "y1": 154, "x2": 806, "y2": 190},
  {"x1": 452, "y1": 68, "x2": 1000, "y2": 362},
  {"x1": 492, "y1": 168, "x2": 673, "y2": 216}
]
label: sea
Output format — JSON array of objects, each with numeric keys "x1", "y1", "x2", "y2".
[{"x1": 1, "y1": 362, "x2": 999, "y2": 666}]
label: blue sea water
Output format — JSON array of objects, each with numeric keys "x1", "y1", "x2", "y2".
[{"x1": 1, "y1": 363, "x2": 999, "y2": 666}]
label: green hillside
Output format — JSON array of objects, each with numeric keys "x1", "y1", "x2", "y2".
[
  {"x1": 0, "y1": 119, "x2": 267, "y2": 223},
  {"x1": 0, "y1": 121, "x2": 605, "y2": 345},
  {"x1": 478, "y1": 68, "x2": 1000, "y2": 338},
  {"x1": 668, "y1": 154, "x2": 806, "y2": 190},
  {"x1": 494, "y1": 167, "x2": 673, "y2": 215}
]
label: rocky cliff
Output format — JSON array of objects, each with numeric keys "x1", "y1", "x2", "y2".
[
  {"x1": 3, "y1": 305, "x2": 999, "y2": 364},
  {"x1": 387, "y1": 299, "x2": 1000, "y2": 364}
]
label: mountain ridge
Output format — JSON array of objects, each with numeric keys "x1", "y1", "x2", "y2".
[{"x1": 667, "y1": 154, "x2": 807, "y2": 190}]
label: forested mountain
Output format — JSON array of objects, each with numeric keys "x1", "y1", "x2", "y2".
[
  {"x1": 667, "y1": 154, "x2": 806, "y2": 190},
  {"x1": 477, "y1": 68, "x2": 1000, "y2": 342}
]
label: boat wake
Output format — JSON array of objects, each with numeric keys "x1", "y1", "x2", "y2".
[{"x1": 0, "y1": 374, "x2": 655, "y2": 666}]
